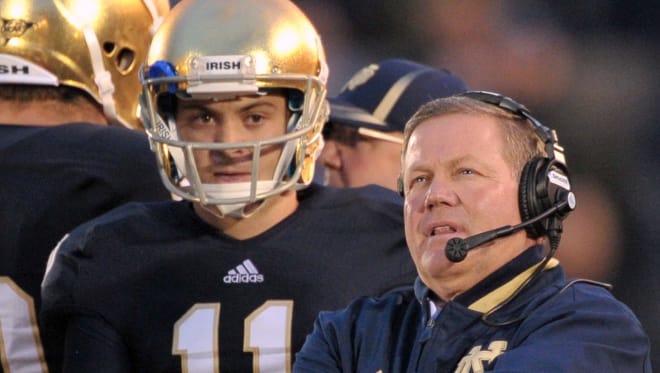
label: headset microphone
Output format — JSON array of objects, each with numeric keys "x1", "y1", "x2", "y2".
[
  {"x1": 445, "y1": 195, "x2": 574, "y2": 263},
  {"x1": 445, "y1": 227, "x2": 517, "y2": 263}
]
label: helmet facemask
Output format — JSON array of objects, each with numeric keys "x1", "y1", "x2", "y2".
[
  {"x1": 140, "y1": 57, "x2": 327, "y2": 218},
  {"x1": 140, "y1": 0, "x2": 329, "y2": 218}
]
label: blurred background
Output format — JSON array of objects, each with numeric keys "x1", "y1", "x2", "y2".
[{"x1": 171, "y1": 0, "x2": 659, "y2": 366}]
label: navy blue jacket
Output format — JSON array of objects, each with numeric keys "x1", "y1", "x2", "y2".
[{"x1": 294, "y1": 247, "x2": 652, "y2": 372}]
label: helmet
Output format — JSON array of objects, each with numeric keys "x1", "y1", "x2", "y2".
[
  {"x1": 140, "y1": 0, "x2": 329, "y2": 215},
  {"x1": 0, "y1": 0, "x2": 170, "y2": 128}
]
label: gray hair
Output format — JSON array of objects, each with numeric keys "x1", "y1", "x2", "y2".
[{"x1": 400, "y1": 95, "x2": 546, "y2": 182}]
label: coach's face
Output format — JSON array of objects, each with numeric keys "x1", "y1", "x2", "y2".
[{"x1": 401, "y1": 113, "x2": 535, "y2": 300}]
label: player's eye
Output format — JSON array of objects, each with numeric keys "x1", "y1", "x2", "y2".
[{"x1": 245, "y1": 114, "x2": 264, "y2": 125}]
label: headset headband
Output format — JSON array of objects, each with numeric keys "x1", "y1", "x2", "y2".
[{"x1": 459, "y1": 91, "x2": 567, "y2": 167}]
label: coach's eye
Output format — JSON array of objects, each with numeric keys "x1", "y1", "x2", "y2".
[{"x1": 412, "y1": 175, "x2": 427, "y2": 184}]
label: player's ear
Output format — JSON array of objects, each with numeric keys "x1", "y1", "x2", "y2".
[{"x1": 397, "y1": 176, "x2": 404, "y2": 197}]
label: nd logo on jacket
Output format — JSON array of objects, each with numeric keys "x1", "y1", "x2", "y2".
[{"x1": 455, "y1": 340, "x2": 508, "y2": 373}]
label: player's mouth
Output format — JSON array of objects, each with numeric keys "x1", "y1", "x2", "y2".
[{"x1": 212, "y1": 169, "x2": 252, "y2": 183}]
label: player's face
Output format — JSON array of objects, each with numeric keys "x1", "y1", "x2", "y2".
[
  {"x1": 319, "y1": 123, "x2": 403, "y2": 191},
  {"x1": 174, "y1": 93, "x2": 289, "y2": 184},
  {"x1": 402, "y1": 113, "x2": 533, "y2": 299}
]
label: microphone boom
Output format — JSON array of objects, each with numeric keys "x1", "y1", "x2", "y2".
[{"x1": 443, "y1": 197, "x2": 572, "y2": 263}]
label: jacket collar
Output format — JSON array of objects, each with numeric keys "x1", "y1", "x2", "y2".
[{"x1": 414, "y1": 245, "x2": 560, "y2": 313}]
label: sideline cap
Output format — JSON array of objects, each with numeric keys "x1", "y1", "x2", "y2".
[{"x1": 328, "y1": 58, "x2": 469, "y2": 132}]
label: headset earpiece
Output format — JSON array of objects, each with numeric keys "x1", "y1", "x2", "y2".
[
  {"x1": 397, "y1": 176, "x2": 404, "y2": 197},
  {"x1": 519, "y1": 157, "x2": 553, "y2": 238},
  {"x1": 518, "y1": 159, "x2": 538, "y2": 236},
  {"x1": 459, "y1": 90, "x2": 574, "y2": 239}
]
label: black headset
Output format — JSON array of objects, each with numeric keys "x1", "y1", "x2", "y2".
[
  {"x1": 399, "y1": 91, "x2": 573, "y2": 239},
  {"x1": 463, "y1": 91, "x2": 573, "y2": 239}
]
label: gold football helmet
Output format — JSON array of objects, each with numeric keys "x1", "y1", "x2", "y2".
[
  {"x1": 0, "y1": 0, "x2": 169, "y2": 128},
  {"x1": 140, "y1": 0, "x2": 329, "y2": 214}
]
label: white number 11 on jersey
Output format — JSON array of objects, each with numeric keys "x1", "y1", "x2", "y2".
[{"x1": 173, "y1": 300, "x2": 293, "y2": 373}]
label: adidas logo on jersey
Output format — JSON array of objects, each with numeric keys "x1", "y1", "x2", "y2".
[{"x1": 223, "y1": 259, "x2": 264, "y2": 284}]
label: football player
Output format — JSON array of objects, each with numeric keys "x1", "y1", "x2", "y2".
[
  {"x1": 0, "y1": 0, "x2": 170, "y2": 371},
  {"x1": 40, "y1": 0, "x2": 416, "y2": 371}
]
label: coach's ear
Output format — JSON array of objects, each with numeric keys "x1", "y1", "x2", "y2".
[{"x1": 397, "y1": 176, "x2": 404, "y2": 197}]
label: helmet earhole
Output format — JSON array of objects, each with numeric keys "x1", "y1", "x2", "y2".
[
  {"x1": 117, "y1": 48, "x2": 136, "y2": 73},
  {"x1": 103, "y1": 41, "x2": 116, "y2": 54}
]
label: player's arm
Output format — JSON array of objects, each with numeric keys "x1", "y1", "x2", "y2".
[
  {"x1": 40, "y1": 232, "x2": 131, "y2": 372},
  {"x1": 61, "y1": 314, "x2": 131, "y2": 372}
]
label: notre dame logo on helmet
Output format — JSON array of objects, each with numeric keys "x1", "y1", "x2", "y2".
[{"x1": 1, "y1": 18, "x2": 34, "y2": 44}]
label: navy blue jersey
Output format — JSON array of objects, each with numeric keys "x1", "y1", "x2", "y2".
[
  {"x1": 0, "y1": 123, "x2": 170, "y2": 373},
  {"x1": 40, "y1": 183, "x2": 416, "y2": 372},
  {"x1": 294, "y1": 247, "x2": 652, "y2": 372}
]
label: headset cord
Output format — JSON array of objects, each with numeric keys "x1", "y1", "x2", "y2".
[{"x1": 480, "y1": 217, "x2": 563, "y2": 327}]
